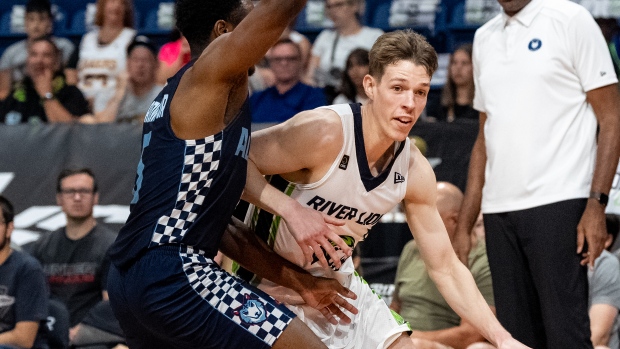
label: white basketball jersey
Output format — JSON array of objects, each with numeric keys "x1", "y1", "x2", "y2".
[
  {"x1": 243, "y1": 103, "x2": 411, "y2": 304},
  {"x1": 77, "y1": 28, "x2": 136, "y2": 113}
]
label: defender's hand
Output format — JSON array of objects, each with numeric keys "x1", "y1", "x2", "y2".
[{"x1": 297, "y1": 275, "x2": 358, "y2": 325}]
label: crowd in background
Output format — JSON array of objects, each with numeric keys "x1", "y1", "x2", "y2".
[
  {"x1": 1, "y1": 0, "x2": 620, "y2": 349},
  {"x1": 0, "y1": 0, "x2": 489, "y2": 126}
]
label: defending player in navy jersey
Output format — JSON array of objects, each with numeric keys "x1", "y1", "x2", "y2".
[
  {"x1": 225, "y1": 30, "x2": 532, "y2": 349},
  {"x1": 106, "y1": 1, "x2": 357, "y2": 348}
]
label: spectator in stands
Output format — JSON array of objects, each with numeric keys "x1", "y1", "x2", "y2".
[
  {"x1": 426, "y1": 43, "x2": 476, "y2": 122},
  {"x1": 454, "y1": 0, "x2": 620, "y2": 348},
  {"x1": 281, "y1": 21, "x2": 312, "y2": 76},
  {"x1": 156, "y1": 28, "x2": 191, "y2": 85},
  {"x1": 0, "y1": 37, "x2": 90, "y2": 125},
  {"x1": 306, "y1": 0, "x2": 383, "y2": 101},
  {"x1": 81, "y1": 36, "x2": 163, "y2": 124},
  {"x1": 333, "y1": 48, "x2": 369, "y2": 104},
  {"x1": 250, "y1": 39, "x2": 326, "y2": 123},
  {"x1": 0, "y1": 0, "x2": 74, "y2": 101},
  {"x1": 391, "y1": 182, "x2": 494, "y2": 349},
  {"x1": 29, "y1": 168, "x2": 116, "y2": 341},
  {"x1": 66, "y1": 0, "x2": 136, "y2": 114},
  {"x1": 0, "y1": 195, "x2": 49, "y2": 349}
]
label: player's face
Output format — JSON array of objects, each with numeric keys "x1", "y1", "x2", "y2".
[
  {"x1": 364, "y1": 60, "x2": 430, "y2": 141},
  {"x1": 268, "y1": 43, "x2": 302, "y2": 84},
  {"x1": 57, "y1": 174, "x2": 99, "y2": 221},
  {"x1": 449, "y1": 49, "x2": 472, "y2": 87},
  {"x1": 25, "y1": 11, "x2": 52, "y2": 40},
  {"x1": 496, "y1": 0, "x2": 531, "y2": 16}
]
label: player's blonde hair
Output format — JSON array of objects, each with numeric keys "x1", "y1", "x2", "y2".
[{"x1": 369, "y1": 29, "x2": 438, "y2": 81}]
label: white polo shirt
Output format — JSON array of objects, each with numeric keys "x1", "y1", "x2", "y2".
[{"x1": 473, "y1": 0, "x2": 618, "y2": 213}]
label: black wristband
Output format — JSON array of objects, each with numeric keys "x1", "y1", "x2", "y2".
[{"x1": 589, "y1": 191, "x2": 609, "y2": 207}]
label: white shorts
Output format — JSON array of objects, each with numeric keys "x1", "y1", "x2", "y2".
[{"x1": 287, "y1": 272, "x2": 411, "y2": 349}]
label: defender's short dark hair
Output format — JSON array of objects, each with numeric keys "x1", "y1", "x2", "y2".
[
  {"x1": 56, "y1": 168, "x2": 99, "y2": 193},
  {"x1": 175, "y1": 0, "x2": 245, "y2": 55},
  {"x1": 0, "y1": 196, "x2": 14, "y2": 224},
  {"x1": 26, "y1": 0, "x2": 52, "y2": 16}
]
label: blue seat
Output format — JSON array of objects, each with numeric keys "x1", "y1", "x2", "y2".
[
  {"x1": 372, "y1": 2, "x2": 390, "y2": 29},
  {"x1": 140, "y1": 2, "x2": 174, "y2": 35},
  {"x1": 0, "y1": 12, "x2": 11, "y2": 35},
  {"x1": 69, "y1": 9, "x2": 87, "y2": 35},
  {"x1": 51, "y1": 5, "x2": 68, "y2": 35}
]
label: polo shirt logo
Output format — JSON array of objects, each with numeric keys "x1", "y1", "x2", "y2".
[{"x1": 528, "y1": 39, "x2": 542, "y2": 51}]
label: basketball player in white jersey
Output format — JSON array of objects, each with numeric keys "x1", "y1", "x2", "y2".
[{"x1": 223, "y1": 30, "x2": 531, "y2": 349}]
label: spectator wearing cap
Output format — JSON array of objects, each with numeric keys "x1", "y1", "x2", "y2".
[
  {"x1": 81, "y1": 36, "x2": 163, "y2": 124},
  {"x1": 0, "y1": 0, "x2": 74, "y2": 100},
  {"x1": 0, "y1": 37, "x2": 89, "y2": 125},
  {"x1": 250, "y1": 38, "x2": 326, "y2": 124}
]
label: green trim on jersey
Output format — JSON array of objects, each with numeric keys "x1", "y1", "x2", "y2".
[{"x1": 233, "y1": 176, "x2": 295, "y2": 285}]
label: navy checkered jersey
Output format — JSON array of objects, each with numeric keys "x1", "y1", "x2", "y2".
[{"x1": 108, "y1": 61, "x2": 252, "y2": 268}]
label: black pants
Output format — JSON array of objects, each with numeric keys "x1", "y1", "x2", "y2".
[{"x1": 483, "y1": 199, "x2": 593, "y2": 349}]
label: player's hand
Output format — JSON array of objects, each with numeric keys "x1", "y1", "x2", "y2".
[
  {"x1": 283, "y1": 204, "x2": 351, "y2": 269},
  {"x1": 297, "y1": 275, "x2": 358, "y2": 325},
  {"x1": 577, "y1": 200, "x2": 607, "y2": 267},
  {"x1": 452, "y1": 227, "x2": 472, "y2": 267}
]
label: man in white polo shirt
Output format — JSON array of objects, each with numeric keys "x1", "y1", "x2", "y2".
[{"x1": 453, "y1": 0, "x2": 620, "y2": 348}]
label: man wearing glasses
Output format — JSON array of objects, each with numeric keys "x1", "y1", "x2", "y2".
[
  {"x1": 29, "y1": 168, "x2": 116, "y2": 338},
  {"x1": 250, "y1": 38, "x2": 326, "y2": 124}
]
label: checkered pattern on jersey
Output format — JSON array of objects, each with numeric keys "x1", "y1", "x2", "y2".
[
  {"x1": 180, "y1": 246, "x2": 294, "y2": 346},
  {"x1": 150, "y1": 135, "x2": 222, "y2": 246}
]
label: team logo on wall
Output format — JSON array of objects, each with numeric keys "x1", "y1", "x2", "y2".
[
  {"x1": 528, "y1": 38, "x2": 542, "y2": 51},
  {"x1": 234, "y1": 294, "x2": 267, "y2": 325}
]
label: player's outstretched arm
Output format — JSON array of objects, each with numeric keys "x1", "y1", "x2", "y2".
[
  {"x1": 171, "y1": 0, "x2": 307, "y2": 139},
  {"x1": 242, "y1": 109, "x2": 352, "y2": 269},
  {"x1": 403, "y1": 146, "x2": 530, "y2": 349},
  {"x1": 219, "y1": 217, "x2": 358, "y2": 324}
]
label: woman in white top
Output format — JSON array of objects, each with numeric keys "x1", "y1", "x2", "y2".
[
  {"x1": 333, "y1": 48, "x2": 369, "y2": 105},
  {"x1": 68, "y1": 0, "x2": 136, "y2": 113},
  {"x1": 306, "y1": 0, "x2": 382, "y2": 98}
]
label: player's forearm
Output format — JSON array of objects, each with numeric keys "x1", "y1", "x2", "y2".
[
  {"x1": 261, "y1": 0, "x2": 307, "y2": 21},
  {"x1": 429, "y1": 259, "x2": 511, "y2": 347},
  {"x1": 242, "y1": 159, "x2": 303, "y2": 220},
  {"x1": 219, "y1": 217, "x2": 311, "y2": 294}
]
